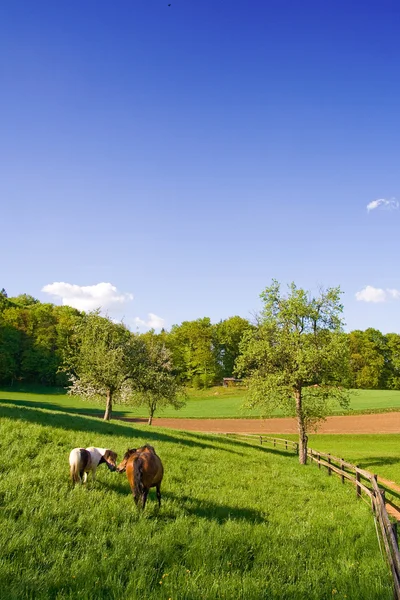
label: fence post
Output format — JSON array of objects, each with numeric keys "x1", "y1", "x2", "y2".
[
  {"x1": 285, "y1": 440, "x2": 288, "y2": 451},
  {"x1": 273, "y1": 438, "x2": 276, "y2": 448},
  {"x1": 341, "y1": 459, "x2": 345, "y2": 484},
  {"x1": 356, "y1": 466, "x2": 361, "y2": 498},
  {"x1": 374, "y1": 475, "x2": 386, "y2": 511},
  {"x1": 295, "y1": 443, "x2": 299, "y2": 455},
  {"x1": 259, "y1": 436, "x2": 263, "y2": 445},
  {"x1": 392, "y1": 522, "x2": 398, "y2": 549},
  {"x1": 328, "y1": 454, "x2": 332, "y2": 476},
  {"x1": 318, "y1": 453, "x2": 321, "y2": 469},
  {"x1": 372, "y1": 474, "x2": 378, "y2": 514}
]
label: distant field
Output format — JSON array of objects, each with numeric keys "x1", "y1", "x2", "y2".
[
  {"x1": 1, "y1": 385, "x2": 400, "y2": 419},
  {"x1": 0, "y1": 400, "x2": 392, "y2": 599}
]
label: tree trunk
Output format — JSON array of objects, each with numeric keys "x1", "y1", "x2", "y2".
[
  {"x1": 104, "y1": 389, "x2": 112, "y2": 421},
  {"x1": 295, "y1": 388, "x2": 308, "y2": 464},
  {"x1": 147, "y1": 407, "x2": 154, "y2": 426}
]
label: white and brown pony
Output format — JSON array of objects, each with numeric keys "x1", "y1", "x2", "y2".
[{"x1": 69, "y1": 447, "x2": 117, "y2": 485}]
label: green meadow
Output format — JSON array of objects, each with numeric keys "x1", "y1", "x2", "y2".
[
  {"x1": 0, "y1": 399, "x2": 393, "y2": 600},
  {"x1": 1, "y1": 385, "x2": 400, "y2": 419},
  {"x1": 307, "y1": 433, "x2": 400, "y2": 485}
]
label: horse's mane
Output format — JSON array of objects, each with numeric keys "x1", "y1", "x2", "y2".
[
  {"x1": 123, "y1": 448, "x2": 137, "y2": 460},
  {"x1": 122, "y1": 444, "x2": 156, "y2": 462},
  {"x1": 137, "y1": 444, "x2": 156, "y2": 455}
]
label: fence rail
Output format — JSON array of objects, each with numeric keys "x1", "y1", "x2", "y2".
[
  {"x1": 259, "y1": 435, "x2": 299, "y2": 454},
  {"x1": 238, "y1": 434, "x2": 400, "y2": 599}
]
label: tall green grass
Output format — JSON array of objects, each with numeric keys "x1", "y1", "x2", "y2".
[{"x1": 0, "y1": 401, "x2": 392, "y2": 599}]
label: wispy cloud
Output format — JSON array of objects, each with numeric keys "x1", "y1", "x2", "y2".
[
  {"x1": 387, "y1": 289, "x2": 400, "y2": 300},
  {"x1": 134, "y1": 313, "x2": 165, "y2": 331},
  {"x1": 42, "y1": 282, "x2": 133, "y2": 312},
  {"x1": 355, "y1": 285, "x2": 400, "y2": 303},
  {"x1": 366, "y1": 198, "x2": 399, "y2": 212}
]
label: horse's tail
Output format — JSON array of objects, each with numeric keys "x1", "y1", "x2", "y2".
[
  {"x1": 69, "y1": 448, "x2": 81, "y2": 484},
  {"x1": 134, "y1": 456, "x2": 144, "y2": 499}
]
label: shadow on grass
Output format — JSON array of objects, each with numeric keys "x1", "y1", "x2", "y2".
[
  {"x1": 171, "y1": 429, "x2": 294, "y2": 458},
  {"x1": 0, "y1": 384, "x2": 67, "y2": 395},
  {"x1": 162, "y1": 491, "x2": 265, "y2": 523},
  {"x1": 99, "y1": 481, "x2": 265, "y2": 523},
  {"x1": 0, "y1": 402, "x2": 247, "y2": 456},
  {"x1": 0, "y1": 397, "x2": 133, "y2": 419},
  {"x1": 0, "y1": 399, "x2": 295, "y2": 459},
  {"x1": 360, "y1": 456, "x2": 400, "y2": 469}
]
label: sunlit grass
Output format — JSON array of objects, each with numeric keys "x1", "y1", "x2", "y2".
[{"x1": 0, "y1": 400, "x2": 392, "y2": 599}]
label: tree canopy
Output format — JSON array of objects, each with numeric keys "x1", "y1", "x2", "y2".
[
  {"x1": 66, "y1": 312, "x2": 147, "y2": 420},
  {"x1": 236, "y1": 281, "x2": 350, "y2": 464},
  {"x1": 130, "y1": 335, "x2": 185, "y2": 425},
  {"x1": 1, "y1": 285, "x2": 400, "y2": 397}
]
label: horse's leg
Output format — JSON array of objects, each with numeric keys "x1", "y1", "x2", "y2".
[
  {"x1": 156, "y1": 483, "x2": 161, "y2": 508},
  {"x1": 82, "y1": 472, "x2": 88, "y2": 484},
  {"x1": 141, "y1": 489, "x2": 149, "y2": 510}
]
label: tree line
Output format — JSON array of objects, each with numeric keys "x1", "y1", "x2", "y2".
[
  {"x1": 2, "y1": 284, "x2": 399, "y2": 462},
  {"x1": 0, "y1": 289, "x2": 252, "y2": 389},
  {"x1": 0, "y1": 288, "x2": 399, "y2": 392}
]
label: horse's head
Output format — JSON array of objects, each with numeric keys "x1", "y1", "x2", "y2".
[
  {"x1": 116, "y1": 448, "x2": 137, "y2": 473},
  {"x1": 103, "y1": 449, "x2": 118, "y2": 472}
]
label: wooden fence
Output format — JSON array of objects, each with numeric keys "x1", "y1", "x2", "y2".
[{"x1": 254, "y1": 435, "x2": 400, "y2": 599}]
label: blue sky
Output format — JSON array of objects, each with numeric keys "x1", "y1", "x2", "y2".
[{"x1": 1, "y1": 0, "x2": 399, "y2": 332}]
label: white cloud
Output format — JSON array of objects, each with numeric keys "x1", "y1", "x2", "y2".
[
  {"x1": 134, "y1": 317, "x2": 147, "y2": 327},
  {"x1": 388, "y1": 289, "x2": 400, "y2": 300},
  {"x1": 42, "y1": 282, "x2": 133, "y2": 312},
  {"x1": 147, "y1": 313, "x2": 165, "y2": 329},
  {"x1": 134, "y1": 313, "x2": 165, "y2": 330},
  {"x1": 355, "y1": 285, "x2": 400, "y2": 303},
  {"x1": 355, "y1": 286, "x2": 387, "y2": 303},
  {"x1": 366, "y1": 198, "x2": 399, "y2": 212}
]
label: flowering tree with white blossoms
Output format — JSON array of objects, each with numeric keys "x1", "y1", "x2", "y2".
[{"x1": 67, "y1": 312, "x2": 147, "y2": 420}]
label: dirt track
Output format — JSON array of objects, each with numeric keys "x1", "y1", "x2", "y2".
[{"x1": 122, "y1": 412, "x2": 400, "y2": 434}]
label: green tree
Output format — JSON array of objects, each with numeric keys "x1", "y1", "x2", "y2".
[
  {"x1": 130, "y1": 335, "x2": 185, "y2": 425},
  {"x1": 67, "y1": 312, "x2": 146, "y2": 420},
  {"x1": 348, "y1": 329, "x2": 388, "y2": 389},
  {"x1": 167, "y1": 318, "x2": 220, "y2": 387},
  {"x1": 9, "y1": 294, "x2": 40, "y2": 307},
  {"x1": 215, "y1": 316, "x2": 253, "y2": 378},
  {"x1": 53, "y1": 305, "x2": 82, "y2": 385},
  {"x1": 0, "y1": 314, "x2": 21, "y2": 383},
  {"x1": 0, "y1": 289, "x2": 11, "y2": 312},
  {"x1": 387, "y1": 333, "x2": 400, "y2": 390},
  {"x1": 20, "y1": 303, "x2": 59, "y2": 384},
  {"x1": 236, "y1": 281, "x2": 350, "y2": 464},
  {"x1": 0, "y1": 300, "x2": 81, "y2": 386}
]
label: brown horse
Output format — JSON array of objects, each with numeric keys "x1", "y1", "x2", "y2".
[{"x1": 117, "y1": 444, "x2": 164, "y2": 509}]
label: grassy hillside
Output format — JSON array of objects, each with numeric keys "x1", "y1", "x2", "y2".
[
  {"x1": 0, "y1": 400, "x2": 392, "y2": 599},
  {"x1": 1, "y1": 385, "x2": 400, "y2": 419}
]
